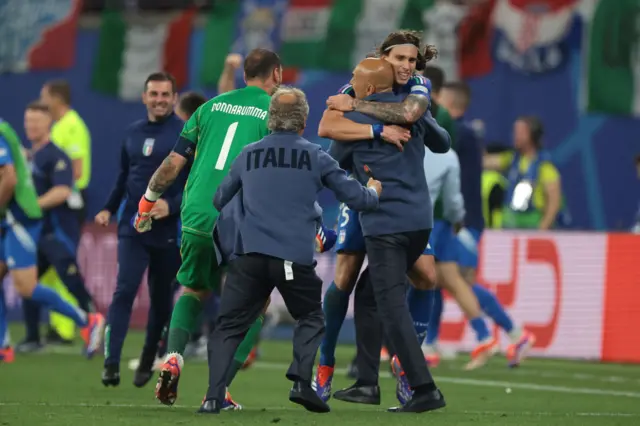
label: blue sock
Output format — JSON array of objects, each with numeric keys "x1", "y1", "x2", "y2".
[
  {"x1": 30, "y1": 284, "x2": 87, "y2": 327},
  {"x1": 0, "y1": 287, "x2": 7, "y2": 348},
  {"x1": 319, "y1": 282, "x2": 351, "y2": 366},
  {"x1": 472, "y1": 284, "x2": 513, "y2": 333},
  {"x1": 425, "y1": 289, "x2": 443, "y2": 345},
  {"x1": 469, "y1": 317, "x2": 490, "y2": 341},
  {"x1": 407, "y1": 286, "x2": 435, "y2": 344}
]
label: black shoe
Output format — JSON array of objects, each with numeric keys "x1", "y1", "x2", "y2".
[
  {"x1": 133, "y1": 368, "x2": 153, "y2": 388},
  {"x1": 197, "y1": 399, "x2": 221, "y2": 414},
  {"x1": 388, "y1": 388, "x2": 446, "y2": 413},
  {"x1": 333, "y1": 383, "x2": 380, "y2": 405},
  {"x1": 133, "y1": 349, "x2": 156, "y2": 388},
  {"x1": 45, "y1": 328, "x2": 73, "y2": 345},
  {"x1": 102, "y1": 364, "x2": 120, "y2": 387},
  {"x1": 289, "y1": 381, "x2": 330, "y2": 413},
  {"x1": 15, "y1": 339, "x2": 44, "y2": 354}
]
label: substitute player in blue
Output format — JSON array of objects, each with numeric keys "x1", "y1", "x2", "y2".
[
  {"x1": 201, "y1": 87, "x2": 380, "y2": 414},
  {"x1": 22, "y1": 101, "x2": 105, "y2": 349},
  {"x1": 314, "y1": 30, "x2": 448, "y2": 403},
  {"x1": 95, "y1": 72, "x2": 186, "y2": 387},
  {"x1": 0, "y1": 112, "x2": 102, "y2": 362},
  {"x1": 430, "y1": 82, "x2": 535, "y2": 367},
  {"x1": 19, "y1": 103, "x2": 106, "y2": 355}
]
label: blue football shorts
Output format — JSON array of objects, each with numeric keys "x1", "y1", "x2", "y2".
[
  {"x1": 430, "y1": 220, "x2": 458, "y2": 263},
  {"x1": 456, "y1": 227, "x2": 482, "y2": 269},
  {"x1": 0, "y1": 219, "x2": 42, "y2": 270},
  {"x1": 335, "y1": 203, "x2": 366, "y2": 253},
  {"x1": 422, "y1": 230, "x2": 435, "y2": 256}
]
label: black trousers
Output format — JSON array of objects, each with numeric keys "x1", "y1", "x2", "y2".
[
  {"x1": 205, "y1": 253, "x2": 325, "y2": 402},
  {"x1": 104, "y1": 237, "x2": 180, "y2": 366},
  {"x1": 356, "y1": 229, "x2": 433, "y2": 388},
  {"x1": 352, "y1": 267, "x2": 383, "y2": 385}
]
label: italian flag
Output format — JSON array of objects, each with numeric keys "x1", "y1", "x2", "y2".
[
  {"x1": 91, "y1": 9, "x2": 195, "y2": 101},
  {"x1": 280, "y1": 0, "x2": 435, "y2": 71},
  {"x1": 199, "y1": 1, "x2": 242, "y2": 88},
  {"x1": 583, "y1": 0, "x2": 640, "y2": 116}
]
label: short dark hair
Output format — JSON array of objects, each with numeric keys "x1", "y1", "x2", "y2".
[
  {"x1": 44, "y1": 80, "x2": 71, "y2": 105},
  {"x1": 26, "y1": 100, "x2": 50, "y2": 114},
  {"x1": 243, "y1": 48, "x2": 281, "y2": 80},
  {"x1": 517, "y1": 115, "x2": 544, "y2": 148},
  {"x1": 178, "y1": 92, "x2": 207, "y2": 119},
  {"x1": 443, "y1": 81, "x2": 471, "y2": 109},
  {"x1": 144, "y1": 72, "x2": 177, "y2": 93},
  {"x1": 422, "y1": 66, "x2": 445, "y2": 93}
]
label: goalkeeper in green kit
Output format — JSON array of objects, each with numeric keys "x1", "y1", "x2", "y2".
[{"x1": 133, "y1": 49, "x2": 282, "y2": 407}]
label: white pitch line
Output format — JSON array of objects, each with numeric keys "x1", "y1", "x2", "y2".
[
  {"x1": 252, "y1": 361, "x2": 640, "y2": 399},
  {"x1": 0, "y1": 402, "x2": 637, "y2": 418},
  {"x1": 22, "y1": 348, "x2": 640, "y2": 392},
  {"x1": 43, "y1": 345, "x2": 640, "y2": 386}
]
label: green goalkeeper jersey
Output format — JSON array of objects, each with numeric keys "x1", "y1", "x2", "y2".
[{"x1": 180, "y1": 85, "x2": 271, "y2": 237}]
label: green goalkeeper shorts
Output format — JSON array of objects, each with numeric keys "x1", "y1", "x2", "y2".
[{"x1": 176, "y1": 231, "x2": 221, "y2": 291}]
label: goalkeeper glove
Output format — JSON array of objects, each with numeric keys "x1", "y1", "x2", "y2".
[{"x1": 134, "y1": 196, "x2": 155, "y2": 233}]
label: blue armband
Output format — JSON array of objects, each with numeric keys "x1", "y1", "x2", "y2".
[{"x1": 372, "y1": 124, "x2": 383, "y2": 140}]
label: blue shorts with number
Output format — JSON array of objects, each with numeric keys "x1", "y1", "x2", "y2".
[
  {"x1": 422, "y1": 230, "x2": 435, "y2": 256},
  {"x1": 335, "y1": 203, "x2": 366, "y2": 253},
  {"x1": 430, "y1": 220, "x2": 458, "y2": 263},
  {"x1": 456, "y1": 227, "x2": 482, "y2": 269},
  {"x1": 0, "y1": 220, "x2": 42, "y2": 270}
]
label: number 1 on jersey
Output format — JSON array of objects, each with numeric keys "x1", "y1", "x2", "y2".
[{"x1": 215, "y1": 122, "x2": 238, "y2": 170}]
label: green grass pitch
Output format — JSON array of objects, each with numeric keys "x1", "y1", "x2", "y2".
[{"x1": 2, "y1": 327, "x2": 640, "y2": 425}]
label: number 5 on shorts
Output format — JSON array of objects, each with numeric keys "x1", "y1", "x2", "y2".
[{"x1": 215, "y1": 122, "x2": 238, "y2": 170}]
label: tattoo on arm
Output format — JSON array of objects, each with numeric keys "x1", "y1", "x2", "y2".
[
  {"x1": 149, "y1": 154, "x2": 180, "y2": 194},
  {"x1": 353, "y1": 94, "x2": 429, "y2": 124}
]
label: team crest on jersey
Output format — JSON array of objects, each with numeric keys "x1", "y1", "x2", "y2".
[
  {"x1": 142, "y1": 138, "x2": 155, "y2": 156},
  {"x1": 338, "y1": 230, "x2": 346, "y2": 244}
]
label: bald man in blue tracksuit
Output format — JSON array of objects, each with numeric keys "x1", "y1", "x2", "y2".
[{"x1": 328, "y1": 88, "x2": 447, "y2": 413}]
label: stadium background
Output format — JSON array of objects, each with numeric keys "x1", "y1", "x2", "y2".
[{"x1": 1, "y1": 0, "x2": 639, "y2": 363}]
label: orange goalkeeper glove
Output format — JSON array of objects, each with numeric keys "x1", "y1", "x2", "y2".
[{"x1": 133, "y1": 196, "x2": 155, "y2": 233}]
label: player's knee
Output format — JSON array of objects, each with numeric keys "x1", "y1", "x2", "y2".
[
  {"x1": 0, "y1": 263, "x2": 8, "y2": 281},
  {"x1": 182, "y1": 286, "x2": 210, "y2": 301},
  {"x1": 409, "y1": 256, "x2": 437, "y2": 290},
  {"x1": 334, "y1": 253, "x2": 363, "y2": 291},
  {"x1": 438, "y1": 264, "x2": 462, "y2": 294},
  {"x1": 460, "y1": 267, "x2": 476, "y2": 285},
  {"x1": 11, "y1": 268, "x2": 38, "y2": 298}
]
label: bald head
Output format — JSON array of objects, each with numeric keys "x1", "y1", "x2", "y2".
[{"x1": 350, "y1": 58, "x2": 394, "y2": 99}]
